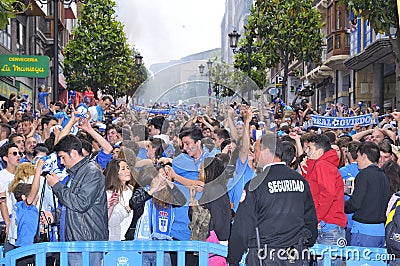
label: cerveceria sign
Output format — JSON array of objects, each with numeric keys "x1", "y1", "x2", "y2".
[{"x1": 0, "y1": 55, "x2": 49, "y2": 78}]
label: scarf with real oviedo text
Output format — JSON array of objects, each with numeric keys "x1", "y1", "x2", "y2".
[{"x1": 134, "y1": 198, "x2": 174, "y2": 240}]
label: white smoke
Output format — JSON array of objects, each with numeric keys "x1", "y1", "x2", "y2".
[{"x1": 114, "y1": 0, "x2": 225, "y2": 66}]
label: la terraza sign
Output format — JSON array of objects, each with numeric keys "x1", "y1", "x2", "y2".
[{"x1": 0, "y1": 55, "x2": 49, "y2": 78}]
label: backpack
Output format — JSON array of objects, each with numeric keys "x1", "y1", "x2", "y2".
[
  {"x1": 189, "y1": 201, "x2": 211, "y2": 241},
  {"x1": 385, "y1": 192, "x2": 400, "y2": 256}
]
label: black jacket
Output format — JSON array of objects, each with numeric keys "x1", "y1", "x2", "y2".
[
  {"x1": 52, "y1": 156, "x2": 109, "y2": 241},
  {"x1": 345, "y1": 164, "x2": 390, "y2": 224},
  {"x1": 227, "y1": 163, "x2": 318, "y2": 265},
  {"x1": 125, "y1": 184, "x2": 186, "y2": 240},
  {"x1": 202, "y1": 183, "x2": 231, "y2": 241}
]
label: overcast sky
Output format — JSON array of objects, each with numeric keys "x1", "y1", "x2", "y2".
[{"x1": 115, "y1": 0, "x2": 226, "y2": 67}]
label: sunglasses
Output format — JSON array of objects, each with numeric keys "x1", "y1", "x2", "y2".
[{"x1": 9, "y1": 151, "x2": 23, "y2": 157}]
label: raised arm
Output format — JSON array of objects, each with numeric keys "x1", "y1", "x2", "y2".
[
  {"x1": 226, "y1": 108, "x2": 239, "y2": 142},
  {"x1": 239, "y1": 106, "x2": 253, "y2": 163},
  {"x1": 27, "y1": 159, "x2": 45, "y2": 205},
  {"x1": 78, "y1": 116, "x2": 113, "y2": 155},
  {"x1": 164, "y1": 165, "x2": 204, "y2": 188},
  {"x1": 351, "y1": 128, "x2": 374, "y2": 141},
  {"x1": 56, "y1": 111, "x2": 80, "y2": 144}
]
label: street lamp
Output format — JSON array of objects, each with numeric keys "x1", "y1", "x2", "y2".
[
  {"x1": 228, "y1": 29, "x2": 253, "y2": 101},
  {"x1": 135, "y1": 53, "x2": 143, "y2": 66},
  {"x1": 126, "y1": 53, "x2": 144, "y2": 104},
  {"x1": 37, "y1": 0, "x2": 88, "y2": 103},
  {"x1": 198, "y1": 59, "x2": 215, "y2": 109}
]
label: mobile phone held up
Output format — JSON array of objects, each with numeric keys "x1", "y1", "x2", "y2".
[{"x1": 344, "y1": 178, "x2": 355, "y2": 196}]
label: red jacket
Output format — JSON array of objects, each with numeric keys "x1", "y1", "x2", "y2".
[{"x1": 305, "y1": 149, "x2": 347, "y2": 228}]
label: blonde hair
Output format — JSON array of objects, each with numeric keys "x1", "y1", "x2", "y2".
[{"x1": 9, "y1": 163, "x2": 36, "y2": 193}]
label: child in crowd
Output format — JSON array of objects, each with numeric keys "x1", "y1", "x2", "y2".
[
  {"x1": 130, "y1": 164, "x2": 185, "y2": 266},
  {"x1": 38, "y1": 85, "x2": 51, "y2": 110},
  {"x1": 12, "y1": 183, "x2": 38, "y2": 247}
]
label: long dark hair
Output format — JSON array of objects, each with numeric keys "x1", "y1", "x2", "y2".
[
  {"x1": 382, "y1": 160, "x2": 400, "y2": 194},
  {"x1": 150, "y1": 138, "x2": 167, "y2": 160},
  {"x1": 199, "y1": 157, "x2": 227, "y2": 205},
  {"x1": 203, "y1": 157, "x2": 225, "y2": 184},
  {"x1": 104, "y1": 158, "x2": 135, "y2": 193}
]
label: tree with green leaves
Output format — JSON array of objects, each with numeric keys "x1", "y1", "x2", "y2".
[
  {"x1": 232, "y1": 38, "x2": 267, "y2": 93},
  {"x1": 210, "y1": 60, "x2": 253, "y2": 100},
  {"x1": 345, "y1": 0, "x2": 400, "y2": 108},
  {"x1": 64, "y1": 0, "x2": 135, "y2": 98},
  {"x1": 235, "y1": 0, "x2": 324, "y2": 102},
  {"x1": 0, "y1": 0, "x2": 29, "y2": 30}
]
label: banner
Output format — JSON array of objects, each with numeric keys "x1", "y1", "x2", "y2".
[
  {"x1": 130, "y1": 104, "x2": 177, "y2": 115},
  {"x1": 310, "y1": 114, "x2": 373, "y2": 128},
  {"x1": 0, "y1": 55, "x2": 49, "y2": 78}
]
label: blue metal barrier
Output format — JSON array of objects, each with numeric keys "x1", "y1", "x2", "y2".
[
  {"x1": 310, "y1": 244, "x2": 392, "y2": 266},
  {"x1": 0, "y1": 241, "x2": 392, "y2": 266},
  {"x1": 0, "y1": 241, "x2": 227, "y2": 266}
]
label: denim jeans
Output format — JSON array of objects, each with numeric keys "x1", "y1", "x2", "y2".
[
  {"x1": 142, "y1": 252, "x2": 172, "y2": 266},
  {"x1": 316, "y1": 224, "x2": 345, "y2": 266},
  {"x1": 350, "y1": 233, "x2": 385, "y2": 248},
  {"x1": 68, "y1": 252, "x2": 103, "y2": 266}
]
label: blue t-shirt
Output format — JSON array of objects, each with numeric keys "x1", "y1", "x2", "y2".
[
  {"x1": 339, "y1": 162, "x2": 359, "y2": 181},
  {"x1": 339, "y1": 162, "x2": 359, "y2": 229},
  {"x1": 38, "y1": 92, "x2": 49, "y2": 109},
  {"x1": 170, "y1": 151, "x2": 211, "y2": 240},
  {"x1": 15, "y1": 201, "x2": 39, "y2": 247},
  {"x1": 227, "y1": 157, "x2": 255, "y2": 212},
  {"x1": 95, "y1": 149, "x2": 112, "y2": 170},
  {"x1": 137, "y1": 147, "x2": 148, "y2": 160},
  {"x1": 19, "y1": 157, "x2": 30, "y2": 164},
  {"x1": 96, "y1": 105, "x2": 104, "y2": 122}
]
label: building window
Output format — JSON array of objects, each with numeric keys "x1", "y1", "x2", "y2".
[
  {"x1": 327, "y1": 36, "x2": 333, "y2": 52},
  {"x1": 17, "y1": 21, "x2": 26, "y2": 54},
  {"x1": 327, "y1": 5, "x2": 332, "y2": 35},
  {"x1": 336, "y1": 2, "x2": 342, "y2": 30},
  {"x1": 364, "y1": 21, "x2": 372, "y2": 48},
  {"x1": 0, "y1": 19, "x2": 11, "y2": 49},
  {"x1": 335, "y1": 34, "x2": 341, "y2": 49},
  {"x1": 345, "y1": 33, "x2": 350, "y2": 48}
]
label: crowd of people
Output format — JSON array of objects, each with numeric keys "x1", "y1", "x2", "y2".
[{"x1": 0, "y1": 88, "x2": 399, "y2": 266}]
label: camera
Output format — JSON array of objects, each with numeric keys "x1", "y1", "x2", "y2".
[{"x1": 41, "y1": 171, "x2": 50, "y2": 177}]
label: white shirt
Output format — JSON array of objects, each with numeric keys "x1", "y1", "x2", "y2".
[
  {"x1": 107, "y1": 187, "x2": 134, "y2": 241},
  {"x1": 0, "y1": 169, "x2": 17, "y2": 243},
  {"x1": 0, "y1": 169, "x2": 15, "y2": 218},
  {"x1": 88, "y1": 106, "x2": 99, "y2": 122}
]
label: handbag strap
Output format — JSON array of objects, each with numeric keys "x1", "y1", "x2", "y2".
[
  {"x1": 52, "y1": 190, "x2": 60, "y2": 241},
  {"x1": 35, "y1": 178, "x2": 47, "y2": 238}
]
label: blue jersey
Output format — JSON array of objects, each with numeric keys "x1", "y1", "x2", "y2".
[
  {"x1": 339, "y1": 162, "x2": 359, "y2": 229},
  {"x1": 170, "y1": 151, "x2": 211, "y2": 240},
  {"x1": 228, "y1": 157, "x2": 255, "y2": 212}
]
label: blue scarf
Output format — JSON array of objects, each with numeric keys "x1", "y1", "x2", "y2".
[
  {"x1": 134, "y1": 198, "x2": 173, "y2": 240},
  {"x1": 151, "y1": 202, "x2": 173, "y2": 240},
  {"x1": 59, "y1": 174, "x2": 75, "y2": 242}
]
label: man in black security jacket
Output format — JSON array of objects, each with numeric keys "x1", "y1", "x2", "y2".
[
  {"x1": 227, "y1": 134, "x2": 318, "y2": 266},
  {"x1": 345, "y1": 141, "x2": 390, "y2": 247}
]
